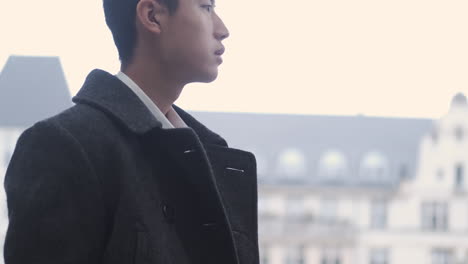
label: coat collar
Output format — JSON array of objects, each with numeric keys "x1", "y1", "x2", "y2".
[{"x1": 72, "y1": 69, "x2": 227, "y2": 146}]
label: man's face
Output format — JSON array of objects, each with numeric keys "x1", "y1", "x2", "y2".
[{"x1": 159, "y1": 0, "x2": 229, "y2": 84}]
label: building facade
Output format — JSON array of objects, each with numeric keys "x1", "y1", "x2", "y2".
[
  {"x1": 254, "y1": 95, "x2": 468, "y2": 264},
  {"x1": 192, "y1": 95, "x2": 468, "y2": 264}
]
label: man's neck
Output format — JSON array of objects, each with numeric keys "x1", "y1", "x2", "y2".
[{"x1": 121, "y1": 60, "x2": 184, "y2": 115}]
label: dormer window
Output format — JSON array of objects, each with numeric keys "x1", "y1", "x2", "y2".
[
  {"x1": 318, "y1": 150, "x2": 348, "y2": 179},
  {"x1": 360, "y1": 151, "x2": 389, "y2": 180},
  {"x1": 277, "y1": 148, "x2": 306, "y2": 179}
]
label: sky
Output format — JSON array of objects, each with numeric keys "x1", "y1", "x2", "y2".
[{"x1": 0, "y1": 0, "x2": 467, "y2": 119}]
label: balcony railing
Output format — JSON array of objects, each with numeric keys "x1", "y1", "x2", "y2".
[{"x1": 259, "y1": 214, "x2": 357, "y2": 243}]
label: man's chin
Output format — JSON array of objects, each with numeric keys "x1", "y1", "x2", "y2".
[{"x1": 193, "y1": 69, "x2": 219, "y2": 83}]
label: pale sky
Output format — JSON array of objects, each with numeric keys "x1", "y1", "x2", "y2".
[{"x1": 0, "y1": 0, "x2": 467, "y2": 119}]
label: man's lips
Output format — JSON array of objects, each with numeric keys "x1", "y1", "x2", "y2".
[{"x1": 215, "y1": 47, "x2": 225, "y2": 56}]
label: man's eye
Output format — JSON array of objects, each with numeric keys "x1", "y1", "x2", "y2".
[{"x1": 202, "y1": 4, "x2": 213, "y2": 12}]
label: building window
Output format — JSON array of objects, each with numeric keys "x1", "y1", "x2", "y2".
[
  {"x1": 285, "y1": 246, "x2": 305, "y2": 264},
  {"x1": 370, "y1": 200, "x2": 388, "y2": 229},
  {"x1": 431, "y1": 128, "x2": 439, "y2": 144},
  {"x1": 277, "y1": 148, "x2": 307, "y2": 179},
  {"x1": 258, "y1": 196, "x2": 278, "y2": 219},
  {"x1": 455, "y1": 126, "x2": 464, "y2": 142},
  {"x1": 399, "y1": 164, "x2": 408, "y2": 179},
  {"x1": 260, "y1": 245, "x2": 270, "y2": 264},
  {"x1": 455, "y1": 163, "x2": 464, "y2": 190},
  {"x1": 421, "y1": 202, "x2": 448, "y2": 231},
  {"x1": 360, "y1": 152, "x2": 390, "y2": 180},
  {"x1": 286, "y1": 196, "x2": 305, "y2": 219},
  {"x1": 369, "y1": 248, "x2": 389, "y2": 264},
  {"x1": 321, "y1": 248, "x2": 341, "y2": 264},
  {"x1": 437, "y1": 168, "x2": 445, "y2": 181},
  {"x1": 431, "y1": 248, "x2": 453, "y2": 264},
  {"x1": 318, "y1": 150, "x2": 348, "y2": 179},
  {"x1": 320, "y1": 198, "x2": 338, "y2": 223}
]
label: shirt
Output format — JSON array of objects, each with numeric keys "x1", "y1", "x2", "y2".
[{"x1": 116, "y1": 71, "x2": 187, "y2": 129}]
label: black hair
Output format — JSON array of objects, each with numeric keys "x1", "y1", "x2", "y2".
[{"x1": 103, "y1": 0, "x2": 179, "y2": 65}]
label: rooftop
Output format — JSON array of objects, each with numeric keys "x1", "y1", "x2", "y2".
[{"x1": 0, "y1": 56, "x2": 72, "y2": 127}]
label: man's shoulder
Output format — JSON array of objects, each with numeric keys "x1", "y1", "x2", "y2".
[
  {"x1": 47, "y1": 103, "x2": 117, "y2": 136},
  {"x1": 25, "y1": 103, "x2": 124, "y2": 152}
]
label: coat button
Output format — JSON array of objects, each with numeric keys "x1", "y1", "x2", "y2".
[
  {"x1": 161, "y1": 203, "x2": 175, "y2": 224},
  {"x1": 202, "y1": 222, "x2": 217, "y2": 229}
]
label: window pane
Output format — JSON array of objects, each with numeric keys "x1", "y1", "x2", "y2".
[
  {"x1": 286, "y1": 196, "x2": 305, "y2": 219},
  {"x1": 421, "y1": 202, "x2": 448, "y2": 231},
  {"x1": 431, "y1": 248, "x2": 453, "y2": 264},
  {"x1": 285, "y1": 246, "x2": 305, "y2": 264},
  {"x1": 455, "y1": 163, "x2": 464, "y2": 190},
  {"x1": 259, "y1": 196, "x2": 277, "y2": 218},
  {"x1": 260, "y1": 245, "x2": 269, "y2": 264},
  {"x1": 320, "y1": 199, "x2": 338, "y2": 223},
  {"x1": 371, "y1": 200, "x2": 388, "y2": 229},
  {"x1": 370, "y1": 248, "x2": 389, "y2": 264},
  {"x1": 321, "y1": 249, "x2": 341, "y2": 264}
]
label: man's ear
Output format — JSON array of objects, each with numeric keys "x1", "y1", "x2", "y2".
[{"x1": 136, "y1": 0, "x2": 168, "y2": 34}]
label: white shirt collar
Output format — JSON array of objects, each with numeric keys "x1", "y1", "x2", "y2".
[{"x1": 115, "y1": 71, "x2": 187, "y2": 129}]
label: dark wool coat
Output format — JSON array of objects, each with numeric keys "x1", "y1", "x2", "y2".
[{"x1": 4, "y1": 69, "x2": 259, "y2": 264}]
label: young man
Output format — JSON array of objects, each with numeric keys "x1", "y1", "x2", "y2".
[{"x1": 4, "y1": 0, "x2": 259, "y2": 263}]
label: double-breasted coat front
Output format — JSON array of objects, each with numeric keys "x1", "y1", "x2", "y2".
[{"x1": 4, "y1": 69, "x2": 259, "y2": 264}]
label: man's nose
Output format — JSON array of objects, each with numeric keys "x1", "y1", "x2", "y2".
[{"x1": 214, "y1": 13, "x2": 230, "y2": 41}]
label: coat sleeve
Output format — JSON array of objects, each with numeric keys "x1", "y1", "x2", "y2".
[{"x1": 4, "y1": 120, "x2": 107, "y2": 264}]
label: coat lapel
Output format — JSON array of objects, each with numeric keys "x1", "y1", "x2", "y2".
[
  {"x1": 172, "y1": 105, "x2": 228, "y2": 147},
  {"x1": 72, "y1": 69, "x2": 162, "y2": 134}
]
